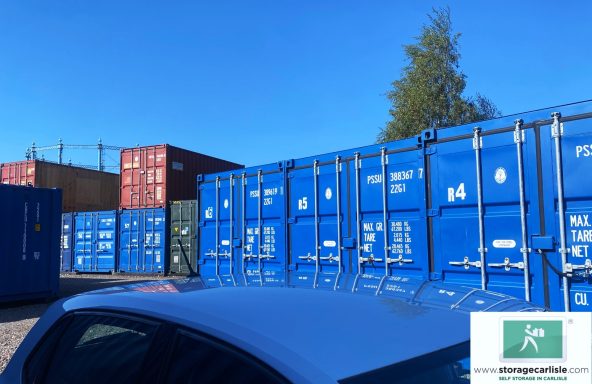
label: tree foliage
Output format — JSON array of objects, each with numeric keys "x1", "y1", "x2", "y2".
[{"x1": 378, "y1": 7, "x2": 500, "y2": 143}]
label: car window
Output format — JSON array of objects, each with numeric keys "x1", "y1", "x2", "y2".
[
  {"x1": 164, "y1": 330, "x2": 285, "y2": 384},
  {"x1": 25, "y1": 313, "x2": 159, "y2": 384},
  {"x1": 340, "y1": 342, "x2": 470, "y2": 384}
]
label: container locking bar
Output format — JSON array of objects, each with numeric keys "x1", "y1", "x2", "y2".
[
  {"x1": 449, "y1": 256, "x2": 482, "y2": 270},
  {"x1": 214, "y1": 176, "x2": 220, "y2": 277},
  {"x1": 513, "y1": 119, "x2": 531, "y2": 301},
  {"x1": 359, "y1": 254, "x2": 383, "y2": 263},
  {"x1": 551, "y1": 112, "x2": 570, "y2": 311},
  {"x1": 488, "y1": 257, "x2": 525, "y2": 271},
  {"x1": 241, "y1": 173, "x2": 247, "y2": 278},
  {"x1": 177, "y1": 203, "x2": 183, "y2": 273},
  {"x1": 298, "y1": 252, "x2": 317, "y2": 262},
  {"x1": 257, "y1": 170, "x2": 263, "y2": 285},
  {"x1": 564, "y1": 259, "x2": 592, "y2": 275},
  {"x1": 334, "y1": 155, "x2": 343, "y2": 273},
  {"x1": 313, "y1": 160, "x2": 320, "y2": 279},
  {"x1": 381, "y1": 147, "x2": 390, "y2": 277},
  {"x1": 228, "y1": 174, "x2": 234, "y2": 277},
  {"x1": 319, "y1": 253, "x2": 339, "y2": 262},
  {"x1": 473, "y1": 127, "x2": 487, "y2": 290},
  {"x1": 388, "y1": 255, "x2": 413, "y2": 265},
  {"x1": 354, "y1": 152, "x2": 363, "y2": 279}
]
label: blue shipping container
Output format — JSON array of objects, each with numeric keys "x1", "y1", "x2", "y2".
[
  {"x1": 61, "y1": 212, "x2": 74, "y2": 272},
  {"x1": 0, "y1": 184, "x2": 61, "y2": 303},
  {"x1": 195, "y1": 100, "x2": 592, "y2": 311},
  {"x1": 426, "y1": 101, "x2": 592, "y2": 312},
  {"x1": 198, "y1": 163, "x2": 287, "y2": 286},
  {"x1": 119, "y1": 208, "x2": 169, "y2": 274},
  {"x1": 285, "y1": 135, "x2": 430, "y2": 292},
  {"x1": 73, "y1": 210, "x2": 118, "y2": 273}
]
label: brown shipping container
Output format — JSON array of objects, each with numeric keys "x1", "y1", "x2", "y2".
[
  {"x1": 0, "y1": 160, "x2": 119, "y2": 212},
  {"x1": 120, "y1": 144, "x2": 243, "y2": 209}
]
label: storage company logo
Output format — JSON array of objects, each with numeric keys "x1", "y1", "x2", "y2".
[
  {"x1": 501, "y1": 319, "x2": 564, "y2": 361},
  {"x1": 471, "y1": 312, "x2": 591, "y2": 384}
]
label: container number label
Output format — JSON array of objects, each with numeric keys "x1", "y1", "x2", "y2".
[
  {"x1": 447, "y1": 183, "x2": 466, "y2": 202},
  {"x1": 298, "y1": 197, "x2": 308, "y2": 210}
]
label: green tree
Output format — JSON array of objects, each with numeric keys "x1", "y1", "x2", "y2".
[{"x1": 378, "y1": 7, "x2": 500, "y2": 143}]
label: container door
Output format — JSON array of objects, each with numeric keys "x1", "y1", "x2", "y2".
[
  {"x1": 287, "y1": 157, "x2": 350, "y2": 288},
  {"x1": 541, "y1": 113, "x2": 592, "y2": 311},
  {"x1": 119, "y1": 210, "x2": 142, "y2": 272},
  {"x1": 143, "y1": 208, "x2": 168, "y2": 273},
  {"x1": 61, "y1": 213, "x2": 74, "y2": 272},
  {"x1": 143, "y1": 147, "x2": 167, "y2": 208},
  {"x1": 74, "y1": 213, "x2": 94, "y2": 272},
  {"x1": 198, "y1": 175, "x2": 239, "y2": 285},
  {"x1": 240, "y1": 167, "x2": 286, "y2": 285},
  {"x1": 352, "y1": 147, "x2": 429, "y2": 292},
  {"x1": 430, "y1": 125, "x2": 550, "y2": 306},
  {"x1": 0, "y1": 161, "x2": 36, "y2": 186},
  {"x1": 120, "y1": 149, "x2": 141, "y2": 208},
  {"x1": 96, "y1": 212, "x2": 117, "y2": 272},
  {"x1": 170, "y1": 201, "x2": 197, "y2": 274}
]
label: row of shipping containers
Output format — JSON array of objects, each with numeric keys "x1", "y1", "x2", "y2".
[
  {"x1": 197, "y1": 101, "x2": 592, "y2": 312},
  {"x1": 60, "y1": 202, "x2": 197, "y2": 275},
  {"x1": 1, "y1": 144, "x2": 243, "y2": 212},
  {"x1": 59, "y1": 145, "x2": 241, "y2": 274},
  {"x1": 1, "y1": 143, "x2": 241, "y2": 303}
]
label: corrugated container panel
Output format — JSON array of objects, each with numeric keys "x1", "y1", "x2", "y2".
[
  {"x1": 73, "y1": 210, "x2": 118, "y2": 273},
  {"x1": 120, "y1": 144, "x2": 243, "y2": 209},
  {"x1": 0, "y1": 160, "x2": 119, "y2": 212},
  {"x1": 427, "y1": 100, "x2": 592, "y2": 312},
  {"x1": 170, "y1": 200, "x2": 197, "y2": 274},
  {"x1": 118, "y1": 208, "x2": 169, "y2": 274},
  {"x1": 197, "y1": 163, "x2": 287, "y2": 286},
  {"x1": 61, "y1": 213, "x2": 74, "y2": 272},
  {"x1": 0, "y1": 184, "x2": 61, "y2": 303}
]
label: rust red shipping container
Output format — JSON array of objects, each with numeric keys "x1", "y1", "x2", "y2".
[
  {"x1": 0, "y1": 160, "x2": 119, "y2": 212},
  {"x1": 119, "y1": 144, "x2": 243, "y2": 209}
]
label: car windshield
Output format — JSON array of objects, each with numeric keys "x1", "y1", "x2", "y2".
[{"x1": 340, "y1": 342, "x2": 470, "y2": 384}]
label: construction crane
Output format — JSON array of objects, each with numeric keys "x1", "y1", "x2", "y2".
[{"x1": 25, "y1": 139, "x2": 124, "y2": 171}]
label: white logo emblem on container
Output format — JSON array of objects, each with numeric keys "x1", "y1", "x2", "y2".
[
  {"x1": 325, "y1": 187, "x2": 332, "y2": 200},
  {"x1": 224, "y1": 199, "x2": 229, "y2": 209},
  {"x1": 495, "y1": 167, "x2": 507, "y2": 184}
]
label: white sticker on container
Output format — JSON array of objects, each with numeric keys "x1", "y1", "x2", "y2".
[
  {"x1": 494, "y1": 167, "x2": 507, "y2": 184},
  {"x1": 78, "y1": 257, "x2": 83, "y2": 265},
  {"x1": 172, "y1": 162, "x2": 184, "y2": 171},
  {"x1": 224, "y1": 199, "x2": 229, "y2": 209},
  {"x1": 156, "y1": 254, "x2": 161, "y2": 263},
  {"x1": 174, "y1": 256, "x2": 179, "y2": 263},
  {"x1": 221, "y1": 240, "x2": 230, "y2": 246},
  {"x1": 62, "y1": 236, "x2": 69, "y2": 249},
  {"x1": 492, "y1": 239, "x2": 516, "y2": 248},
  {"x1": 325, "y1": 187, "x2": 332, "y2": 200},
  {"x1": 323, "y1": 240, "x2": 336, "y2": 247}
]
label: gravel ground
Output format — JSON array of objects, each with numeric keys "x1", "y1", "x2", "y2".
[{"x1": 0, "y1": 273, "x2": 182, "y2": 373}]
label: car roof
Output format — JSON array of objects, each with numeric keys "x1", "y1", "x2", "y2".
[{"x1": 54, "y1": 276, "x2": 542, "y2": 383}]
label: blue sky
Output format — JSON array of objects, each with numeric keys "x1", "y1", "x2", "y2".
[{"x1": 0, "y1": 1, "x2": 590, "y2": 169}]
